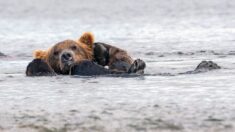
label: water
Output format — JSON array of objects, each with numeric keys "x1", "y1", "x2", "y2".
[{"x1": 0, "y1": 0, "x2": 235, "y2": 131}]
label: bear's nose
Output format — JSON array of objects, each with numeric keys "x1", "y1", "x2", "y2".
[{"x1": 61, "y1": 52, "x2": 73, "y2": 61}]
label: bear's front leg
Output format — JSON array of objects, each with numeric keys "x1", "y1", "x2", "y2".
[
  {"x1": 26, "y1": 59, "x2": 56, "y2": 76},
  {"x1": 70, "y1": 60, "x2": 124, "y2": 76}
]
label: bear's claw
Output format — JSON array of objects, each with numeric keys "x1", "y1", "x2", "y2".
[{"x1": 128, "y1": 59, "x2": 146, "y2": 74}]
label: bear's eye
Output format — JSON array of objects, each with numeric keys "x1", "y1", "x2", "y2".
[
  {"x1": 71, "y1": 45, "x2": 77, "y2": 50},
  {"x1": 54, "y1": 51, "x2": 59, "y2": 56}
]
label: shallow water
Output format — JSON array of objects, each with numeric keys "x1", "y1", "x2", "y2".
[{"x1": 0, "y1": 0, "x2": 235, "y2": 131}]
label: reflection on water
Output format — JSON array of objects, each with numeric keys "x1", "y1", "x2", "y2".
[{"x1": 0, "y1": 0, "x2": 235, "y2": 131}]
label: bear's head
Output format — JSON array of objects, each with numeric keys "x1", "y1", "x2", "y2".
[{"x1": 34, "y1": 32, "x2": 94, "y2": 74}]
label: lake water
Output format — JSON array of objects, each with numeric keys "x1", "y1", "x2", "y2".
[{"x1": 0, "y1": 0, "x2": 235, "y2": 131}]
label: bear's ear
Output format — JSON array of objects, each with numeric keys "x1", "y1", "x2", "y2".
[
  {"x1": 78, "y1": 32, "x2": 94, "y2": 49},
  {"x1": 33, "y1": 50, "x2": 48, "y2": 60}
]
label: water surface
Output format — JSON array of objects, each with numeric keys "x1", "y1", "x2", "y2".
[{"x1": 0, "y1": 0, "x2": 235, "y2": 131}]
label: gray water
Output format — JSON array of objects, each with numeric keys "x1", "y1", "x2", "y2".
[{"x1": 0, "y1": 0, "x2": 235, "y2": 131}]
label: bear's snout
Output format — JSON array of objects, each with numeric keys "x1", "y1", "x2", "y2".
[
  {"x1": 60, "y1": 49, "x2": 75, "y2": 63},
  {"x1": 59, "y1": 50, "x2": 75, "y2": 74},
  {"x1": 61, "y1": 51, "x2": 73, "y2": 62}
]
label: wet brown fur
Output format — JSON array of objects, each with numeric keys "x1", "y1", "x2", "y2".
[
  {"x1": 108, "y1": 46, "x2": 133, "y2": 67},
  {"x1": 96, "y1": 43, "x2": 134, "y2": 71}
]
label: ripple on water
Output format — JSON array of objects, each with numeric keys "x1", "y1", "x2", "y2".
[
  {"x1": 144, "y1": 50, "x2": 234, "y2": 58},
  {"x1": 0, "y1": 52, "x2": 7, "y2": 57}
]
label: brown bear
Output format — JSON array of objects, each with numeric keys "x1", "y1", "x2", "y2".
[
  {"x1": 26, "y1": 32, "x2": 146, "y2": 76},
  {"x1": 33, "y1": 32, "x2": 94, "y2": 75}
]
